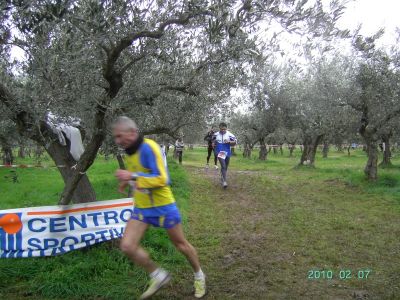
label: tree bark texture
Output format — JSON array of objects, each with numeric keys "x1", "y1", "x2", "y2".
[
  {"x1": 258, "y1": 138, "x2": 267, "y2": 160},
  {"x1": 379, "y1": 133, "x2": 392, "y2": 167},
  {"x1": 46, "y1": 138, "x2": 97, "y2": 203},
  {"x1": 299, "y1": 135, "x2": 323, "y2": 166},
  {"x1": 364, "y1": 140, "x2": 378, "y2": 180},
  {"x1": 18, "y1": 146, "x2": 25, "y2": 158},
  {"x1": 322, "y1": 143, "x2": 329, "y2": 158},
  {"x1": 288, "y1": 144, "x2": 295, "y2": 157},
  {"x1": 299, "y1": 137, "x2": 310, "y2": 166},
  {"x1": 359, "y1": 118, "x2": 378, "y2": 181},
  {"x1": 2, "y1": 146, "x2": 13, "y2": 165},
  {"x1": 0, "y1": 136, "x2": 14, "y2": 165},
  {"x1": 243, "y1": 142, "x2": 252, "y2": 158},
  {"x1": 308, "y1": 135, "x2": 323, "y2": 165}
]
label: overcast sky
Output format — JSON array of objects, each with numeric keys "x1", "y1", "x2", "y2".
[
  {"x1": 10, "y1": 0, "x2": 400, "y2": 61},
  {"x1": 233, "y1": 0, "x2": 400, "y2": 113},
  {"x1": 337, "y1": 0, "x2": 399, "y2": 46}
]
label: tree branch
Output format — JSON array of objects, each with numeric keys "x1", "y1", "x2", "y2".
[
  {"x1": 105, "y1": 12, "x2": 194, "y2": 78},
  {"x1": 120, "y1": 53, "x2": 147, "y2": 74},
  {"x1": 378, "y1": 105, "x2": 400, "y2": 129},
  {"x1": 142, "y1": 126, "x2": 176, "y2": 137},
  {"x1": 159, "y1": 84, "x2": 199, "y2": 96}
]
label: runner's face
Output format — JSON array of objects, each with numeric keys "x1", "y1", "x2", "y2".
[
  {"x1": 219, "y1": 126, "x2": 227, "y2": 134},
  {"x1": 113, "y1": 126, "x2": 138, "y2": 149}
]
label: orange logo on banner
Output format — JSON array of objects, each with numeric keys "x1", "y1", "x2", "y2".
[{"x1": 0, "y1": 213, "x2": 23, "y2": 234}]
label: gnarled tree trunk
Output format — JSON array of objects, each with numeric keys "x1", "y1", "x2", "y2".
[
  {"x1": 2, "y1": 145, "x2": 13, "y2": 165},
  {"x1": 259, "y1": 138, "x2": 267, "y2": 160},
  {"x1": 46, "y1": 139, "x2": 96, "y2": 203},
  {"x1": 288, "y1": 144, "x2": 295, "y2": 157},
  {"x1": 243, "y1": 142, "x2": 252, "y2": 158},
  {"x1": 322, "y1": 143, "x2": 329, "y2": 158},
  {"x1": 308, "y1": 135, "x2": 324, "y2": 165},
  {"x1": 359, "y1": 116, "x2": 378, "y2": 181},
  {"x1": 299, "y1": 134, "x2": 324, "y2": 166},
  {"x1": 379, "y1": 133, "x2": 392, "y2": 167},
  {"x1": 18, "y1": 142, "x2": 26, "y2": 158},
  {"x1": 0, "y1": 136, "x2": 13, "y2": 165},
  {"x1": 364, "y1": 140, "x2": 378, "y2": 180},
  {"x1": 299, "y1": 136, "x2": 311, "y2": 165}
]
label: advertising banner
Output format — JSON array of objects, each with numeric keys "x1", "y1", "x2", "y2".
[{"x1": 0, "y1": 198, "x2": 134, "y2": 258}]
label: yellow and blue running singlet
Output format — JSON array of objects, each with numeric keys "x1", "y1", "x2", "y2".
[{"x1": 125, "y1": 137, "x2": 181, "y2": 229}]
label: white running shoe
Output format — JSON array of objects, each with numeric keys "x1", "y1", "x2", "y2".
[
  {"x1": 223, "y1": 181, "x2": 228, "y2": 189},
  {"x1": 194, "y1": 277, "x2": 206, "y2": 298},
  {"x1": 214, "y1": 165, "x2": 218, "y2": 170},
  {"x1": 139, "y1": 272, "x2": 171, "y2": 299},
  {"x1": 205, "y1": 163, "x2": 209, "y2": 169}
]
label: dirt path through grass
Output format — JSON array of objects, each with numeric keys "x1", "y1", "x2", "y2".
[
  {"x1": 188, "y1": 167, "x2": 271, "y2": 299},
  {"x1": 162, "y1": 167, "x2": 281, "y2": 299}
]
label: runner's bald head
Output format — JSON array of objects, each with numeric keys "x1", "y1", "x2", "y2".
[
  {"x1": 112, "y1": 116, "x2": 139, "y2": 149},
  {"x1": 112, "y1": 116, "x2": 138, "y2": 132}
]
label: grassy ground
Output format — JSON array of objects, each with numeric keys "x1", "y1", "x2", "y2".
[
  {"x1": 183, "y1": 146, "x2": 400, "y2": 201},
  {"x1": 1, "y1": 147, "x2": 400, "y2": 299},
  {"x1": 0, "y1": 156, "x2": 190, "y2": 300}
]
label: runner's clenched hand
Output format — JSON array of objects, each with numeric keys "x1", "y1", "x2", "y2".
[{"x1": 115, "y1": 169, "x2": 132, "y2": 181}]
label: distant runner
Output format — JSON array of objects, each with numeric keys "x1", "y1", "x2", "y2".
[
  {"x1": 213, "y1": 122, "x2": 237, "y2": 189},
  {"x1": 113, "y1": 117, "x2": 206, "y2": 299},
  {"x1": 204, "y1": 127, "x2": 218, "y2": 169},
  {"x1": 175, "y1": 137, "x2": 184, "y2": 165}
]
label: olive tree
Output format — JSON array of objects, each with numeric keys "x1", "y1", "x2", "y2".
[
  {"x1": 347, "y1": 35, "x2": 400, "y2": 180},
  {"x1": 1, "y1": 0, "x2": 349, "y2": 203}
]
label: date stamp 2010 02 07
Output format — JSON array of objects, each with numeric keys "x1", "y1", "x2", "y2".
[{"x1": 307, "y1": 269, "x2": 371, "y2": 280}]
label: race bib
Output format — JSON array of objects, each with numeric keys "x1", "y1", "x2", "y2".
[{"x1": 217, "y1": 151, "x2": 227, "y2": 159}]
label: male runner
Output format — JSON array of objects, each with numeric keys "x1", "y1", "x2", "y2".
[
  {"x1": 213, "y1": 122, "x2": 237, "y2": 189},
  {"x1": 175, "y1": 137, "x2": 184, "y2": 164},
  {"x1": 204, "y1": 127, "x2": 218, "y2": 169},
  {"x1": 113, "y1": 116, "x2": 206, "y2": 299}
]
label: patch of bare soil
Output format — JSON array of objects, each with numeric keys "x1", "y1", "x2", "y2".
[{"x1": 161, "y1": 166, "x2": 277, "y2": 299}]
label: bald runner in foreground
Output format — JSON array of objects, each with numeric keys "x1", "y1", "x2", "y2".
[{"x1": 113, "y1": 116, "x2": 206, "y2": 299}]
